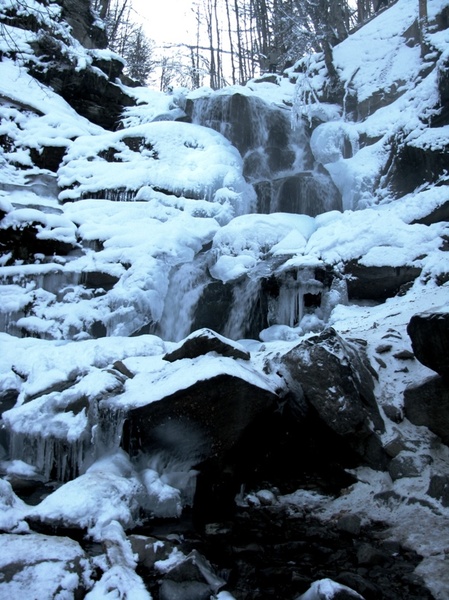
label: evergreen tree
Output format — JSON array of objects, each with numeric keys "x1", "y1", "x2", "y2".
[{"x1": 124, "y1": 26, "x2": 155, "y2": 84}]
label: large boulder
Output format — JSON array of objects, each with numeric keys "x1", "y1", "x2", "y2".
[
  {"x1": 122, "y1": 362, "x2": 279, "y2": 525},
  {"x1": 0, "y1": 533, "x2": 91, "y2": 598},
  {"x1": 407, "y1": 311, "x2": 449, "y2": 379},
  {"x1": 163, "y1": 328, "x2": 250, "y2": 362},
  {"x1": 123, "y1": 369, "x2": 278, "y2": 467},
  {"x1": 404, "y1": 375, "x2": 449, "y2": 446},
  {"x1": 280, "y1": 328, "x2": 387, "y2": 469}
]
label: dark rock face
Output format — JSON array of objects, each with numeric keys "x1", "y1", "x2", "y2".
[
  {"x1": 163, "y1": 328, "x2": 250, "y2": 362},
  {"x1": 18, "y1": 0, "x2": 135, "y2": 131},
  {"x1": 387, "y1": 140, "x2": 449, "y2": 197},
  {"x1": 29, "y1": 146, "x2": 67, "y2": 172},
  {"x1": 407, "y1": 312, "x2": 449, "y2": 379},
  {"x1": 61, "y1": 0, "x2": 108, "y2": 49},
  {"x1": 411, "y1": 199, "x2": 449, "y2": 225},
  {"x1": 404, "y1": 375, "x2": 449, "y2": 446},
  {"x1": 30, "y1": 59, "x2": 135, "y2": 130},
  {"x1": 427, "y1": 474, "x2": 449, "y2": 507},
  {"x1": 256, "y1": 170, "x2": 342, "y2": 216},
  {"x1": 191, "y1": 281, "x2": 235, "y2": 334},
  {"x1": 344, "y1": 262, "x2": 421, "y2": 300},
  {"x1": 280, "y1": 328, "x2": 387, "y2": 469},
  {"x1": 123, "y1": 373, "x2": 279, "y2": 466},
  {"x1": 0, "y1": 219, "x2": 77, "y2": 265}
]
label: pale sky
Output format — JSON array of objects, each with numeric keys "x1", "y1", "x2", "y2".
[{"x1": 131, "y1": 0, "x2": 198, "y2": 48}]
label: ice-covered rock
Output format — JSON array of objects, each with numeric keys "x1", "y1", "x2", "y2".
[{"x1": 0, "y1": 532, "x2": 93, "y2": 598}]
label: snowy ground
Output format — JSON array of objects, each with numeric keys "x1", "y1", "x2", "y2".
[{"x1": 1, "y1": 0, "x2": 449, "y2": 597}]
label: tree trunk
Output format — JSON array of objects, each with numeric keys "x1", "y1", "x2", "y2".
[
  {"x1": 225, "y1": 0, "x2": 237, "y2": 84},
  {"x1": 96, "y1": 0, "x2": 110, "y2": 20},
  {"x1": 419, "y1": 0, "x2": 428, "y2": 56},
  {"x1": 234, "y1": 0, "x2": 246, "y2": 84}
]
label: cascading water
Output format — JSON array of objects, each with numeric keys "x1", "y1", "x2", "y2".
[
  {"x1": 94, "y1": 405, "x2": 128, "y2": 460},
  {"x1": 154, "y1": 253, "x2": 212, "y2": 342},
  {"x1": 222, "y1": 277, "x2": 264, "y2": 340},
  {"x1": 166, "y1": 93, "x2": 342, "y2": 340},
  {"x1": 187, "y1": 91, "x2": 342, "y2": 218},
  {"x1": 7, "y1": 430, "x2": 90, "y2": 482},
  {"x1": 188, "y1": 92, "x2": 309, "y2": 183}
]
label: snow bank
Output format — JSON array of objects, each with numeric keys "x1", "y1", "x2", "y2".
[
  {"x1": 58, "y1": 121, "x2": 254, "y2": 209},
  {"x1": 210, "y1": 213, "x2": 316, "y2": 282}
]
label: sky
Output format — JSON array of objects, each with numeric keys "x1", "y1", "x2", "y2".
[{"x1": 131, "y1": 0, "x2": 197, "y2": 48}]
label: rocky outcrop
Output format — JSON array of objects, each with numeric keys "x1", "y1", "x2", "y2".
[
  {"x1": 61, "y1": 0, "x2": 108, "y2": 49},
  {"x1": 28, "y1": 46, "x2": 135, "y2": 130},
  {"x1": 387, "y1": 139, "x2": 449, "y2": 198},
  {"x1": 280, "y1": 328, "x2": 387, "y2": 469},
  {"x1": 0, "y1": 0, "x2": 135, "y2": 131},
  {"x1": 344, "y1": 262, "x2": 421, "y2": 301},
  {"x1": 0, "y1": 215, "x2": 77, "y2": 265},
  {"x1": 407, "y1": 311, "x2": 449, "y2": 379}
]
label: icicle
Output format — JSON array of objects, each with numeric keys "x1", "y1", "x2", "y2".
[
  {"x1": 275, "y1": 281, "x2": 304, "y2": 328},
  {"x1": 8, "y1": 430, "x2": 91, "y2": 482},
  {"x1": 268, "y1": 268, "x2": 324, "y2": 329}
]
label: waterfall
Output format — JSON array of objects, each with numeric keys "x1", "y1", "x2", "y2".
[
  {"x1": 188, "y1": 91, "x2": 341, "y2": 218},
  {"x1": 5, "y1": 401, "x2": 128, "y2": 483},
  {"x1": 0, "y1": 268, "x2": 82, "y2": 299},
  {"x1": 222, "y1": 277, "x2": 264, "y2": 340},
  {"x1": 273, "y1": 280, "x2": 305, "y2": 328},
  {"x1": 154, "y1": 253, "x2": 211, "y2": 342},
  {"x1": 93, "y1": 405, "x2": 127, "y2": 459},
  {"x1": 188, "y1": 92, "x2": 309, "y2": 184}
]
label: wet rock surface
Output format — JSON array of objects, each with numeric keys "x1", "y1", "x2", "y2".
[
  {"x1": 129, "y1": 496, "x2": 433, "y2": 600},
  {"x1": 404, "y1": 375, "x2": 449, "y2": 446}
]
